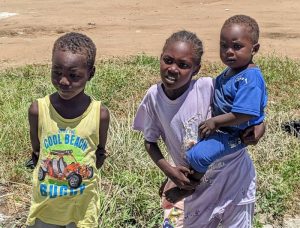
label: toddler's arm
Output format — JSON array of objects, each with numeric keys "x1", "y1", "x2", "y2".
[
  {"x1": 199, "y1": 112, "x2": 254, "y2": 138},
  {"x1": 96, "y1": 105, "x2": 110, "y2": 169},
  {"x1": 28, "y1": 101, "x2": 40, "y2": 166},
  {"x1": 144, "y1": 140, "x2": 198, "y2": 190}
]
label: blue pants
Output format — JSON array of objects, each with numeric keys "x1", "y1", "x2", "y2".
[{"x1": 186, "y1": 131, "x2": 246, "y2": 173}]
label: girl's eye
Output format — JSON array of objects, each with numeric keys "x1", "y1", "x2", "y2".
[
  {"x1": 178, "y1": 62, "x2": 190, "y2": 69},
  {"x1": 163, "y1": 57, "x2": 173, "y2": 65}
]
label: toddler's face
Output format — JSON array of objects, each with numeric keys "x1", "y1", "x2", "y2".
[
  {"x1": 160, "y1": 41, "x2": 199, "y2": 99},
  {"x1": 51, "y1": 50, "x2": 91, "y2": 100},
  {"x1": 220, "y1": 24, "x2": 256, "y2": 70}
]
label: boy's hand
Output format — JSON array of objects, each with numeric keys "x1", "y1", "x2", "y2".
[
  {"x1": 199, "y1": 119, "x2": 217, "y2": 138},
  {"x1": 241, "y1": 122, "x2": 266, "y2": 145},
  {"x1": 168, "y1": 166, "x2": 197, "y2": 190}
]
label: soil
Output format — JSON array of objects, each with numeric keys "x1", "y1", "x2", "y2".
[{"x1": 0, "y1": 0, "x2": 300, "y2": 70}]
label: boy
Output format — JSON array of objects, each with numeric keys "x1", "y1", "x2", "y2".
[{"x1": 26, "y1": 32, "x2": 110, "y2": 227}]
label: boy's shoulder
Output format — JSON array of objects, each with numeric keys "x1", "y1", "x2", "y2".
[{"x1": 193, "y1": 77, "x2": 214, "y2": 89}]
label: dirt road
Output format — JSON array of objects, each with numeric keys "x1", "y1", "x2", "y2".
[{"x1": 0, "y1": 0, "x2": 300, "y2": 69}]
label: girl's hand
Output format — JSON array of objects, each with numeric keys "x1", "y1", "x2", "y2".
[
  {"x1": 168, "y1": 166, "x2": 198, "y2": 190},
  {"x1": 198, "y1": 119, "x2": 217, "y2": 138},
  {"x1": 241, "y1": 122, "x2": 266, "y2": 145}
]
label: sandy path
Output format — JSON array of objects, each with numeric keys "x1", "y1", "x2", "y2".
[{"x1": 0, "y1": 0, "x2": 300, "y2": 69}]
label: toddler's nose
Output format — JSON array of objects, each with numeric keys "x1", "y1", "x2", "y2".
[
  {"x1": 168, "y1": 64, "x2": 179, "y2": 74},
  {"x1": 226, "y1": 48, "x2": 234, "y2": 56}
]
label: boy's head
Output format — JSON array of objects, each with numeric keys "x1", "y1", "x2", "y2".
[
  {"x1": 220, "y1": 15, "x2": 260, "y2": 70},
  {"x1": 52, "y1": 32, "x2": 96, "y2": 71},
  {"x1": 51, "y1": 32, "x2": 97, "y2": 100},
  {"x1": 160, "y1": 31, "x2": 203, "y2": 99}
]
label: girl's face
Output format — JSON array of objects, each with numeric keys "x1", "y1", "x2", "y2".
[
  {"x1": 51, "y1": 50, "x2": 93, "y2": 100},
  {"x1": 220, "y1": 24, "x2": 258, "y2": 71},
  {"x1": 160, "y1": 41, "x2": 200, "y2": 100}
]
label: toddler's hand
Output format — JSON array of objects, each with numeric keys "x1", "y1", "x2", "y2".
[{"x1": 198, "y1": 119, "x2": 217, "y2": 138}]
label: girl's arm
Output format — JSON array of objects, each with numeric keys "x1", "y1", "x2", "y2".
[
  {"x1": 241, "y1": 122, "x2": 266, "y2": 145},
  {"x1": 96, "y1": 105, "x2": 110, "y2": 169},
  {"x1": 144, "y1": 140, "x2": 198, "y2": 190},
  {"x1": 199, "y1": 112, "x2": 254, "y2": 138},
  {"x1": 28, "y1": 101, "x2": 40, "y2": 166}
]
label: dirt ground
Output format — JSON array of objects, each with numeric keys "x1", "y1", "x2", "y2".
[{"x1": 0, "y1": 0, "x2": 300, "y2": 70}]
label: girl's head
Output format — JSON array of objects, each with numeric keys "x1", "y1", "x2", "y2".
[
  {"x1": 160, "y1": 30, "x2": 203, "y2": 99},
  {"x1": 220, "y1": 15, "x2": 260, "y2": 70},
  {"x1": 51, "y1": 32, "x2": 97, "y2": 100}
]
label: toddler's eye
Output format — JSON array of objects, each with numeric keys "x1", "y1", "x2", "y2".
[
  {"x1": 220, "y1": 43, "x2": 227, "y2": 49},
  {"x1": 233, "y1": 44, "x2": 242, "y2": 50},
  {"x1": 70, "y1": 73, "x2": 80, "y2": 80}
]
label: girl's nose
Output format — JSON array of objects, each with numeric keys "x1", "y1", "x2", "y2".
[
  {"x1": 59, "y1": 76, "x2": 70, "y2": 86},
  {"x1": 168, "y1": 64, "x2": 179, "y2": 74}
]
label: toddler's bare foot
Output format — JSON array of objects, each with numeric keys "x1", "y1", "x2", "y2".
[{"x1": 164, "y1": 187, "x2": 195, "y2": 204}]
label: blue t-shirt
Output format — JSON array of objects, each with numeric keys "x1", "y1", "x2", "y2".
[{"x1": 213, "y1": 67, "x2": 268, "y2": 135}]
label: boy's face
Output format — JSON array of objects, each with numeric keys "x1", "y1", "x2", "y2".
[
  {"x1": 220, "y1": 24, "x2": 258, "y2": 70},
  {"x1": 160, "y1": 41, "x2": 200, "y2": 98},
  {"x1": 51, "y1": 50, "x2": 92, "y2": 100}
]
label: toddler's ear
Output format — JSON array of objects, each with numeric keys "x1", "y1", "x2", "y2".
[
  {"x1": 252, "y1": 43, "x2": 260, "y2": 55},
  {"x1": 88, "y1": 66, "x2": 96, "y2": 80}
]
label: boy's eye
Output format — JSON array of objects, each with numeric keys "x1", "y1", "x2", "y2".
[
  {"x1": 52, "y1": 70, "x2": 62, "y2": 76},
  {"x1": 163, "y1": 57, "x2": 173, "y2": 65}
]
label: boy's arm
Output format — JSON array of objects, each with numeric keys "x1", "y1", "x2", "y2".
[
  {"x1": 199, "y1": 112, "x2": 254, "y2": 138},
  {"x1": 96, "y1": 105, "x2": 110, "y2": 169},
  {"x1": 28, "y1": 101, "x2": 40, "y2": 166},
  {"x1": 144, "y1": 140, "x2": 198, "y2": 190}
]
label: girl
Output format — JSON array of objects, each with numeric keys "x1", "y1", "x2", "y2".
[{"x1": 133, "y1": 30, "x2": 264, "y2": 227}]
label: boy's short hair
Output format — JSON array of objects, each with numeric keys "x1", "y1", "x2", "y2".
[
  {"x1": 222, "y1": 15, "x2": 259, "y2": 44},
  {"x1": 163, "y1": 30, "x2": 203, "y2": 64},
  {"x1": 52, "y1": 32, "x2": 96, "y2": 70}
]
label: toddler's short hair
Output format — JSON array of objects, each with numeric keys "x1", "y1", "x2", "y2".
[
  {"x1": 53, "y1": 32, "x2": 96, "y2": 70},
  {"x1": 222, "y1": 15, "x2": 259, "y2": 44},
  {"x1": 163, "y1": 30, "x2": 203, "y2": 64}
]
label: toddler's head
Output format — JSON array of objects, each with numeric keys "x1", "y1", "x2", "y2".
[{"x1": 220, "y1": 15, "x2": 260, "y2": 70}]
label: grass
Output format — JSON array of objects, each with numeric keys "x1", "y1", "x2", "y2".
[{"x1": 0, "y1": 54, "x2": 299, "y2": 227}]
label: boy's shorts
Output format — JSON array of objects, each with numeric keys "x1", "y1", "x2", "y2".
[
  {"x1": 186, "y1": 131, "x2": 246, "y2": 173},
  {"x1": 27, "y1": 219, "x2": 76, "y2": 228},
  {"x1": 163, "y1": 202, "x2": 254, "y2": 228}
]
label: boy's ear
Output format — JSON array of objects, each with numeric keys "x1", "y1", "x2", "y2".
[
  {"x1": 192, "y1": 64, "x2": 201, "y2": 76},
  {"x1": 88, "y1": 66, "x2": 95, "y2": 81},
  {"x1": 252, "y1": 43, "x2": 260, "y2": 55}
]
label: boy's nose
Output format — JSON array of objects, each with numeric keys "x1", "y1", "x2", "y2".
[{"x1": 59, "y1": 76, "x2": 70, "y2": 86}]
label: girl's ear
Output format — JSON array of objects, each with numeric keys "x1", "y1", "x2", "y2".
[
  {"x1": 192, "y1": 64, "x2": 201, "y2": 76},
  {"x1": 252, "y1": 43, "x2": 260, "y2": 56},
  {"x1": 88, "y1": 66, "x2": 95, "y2": 81}
]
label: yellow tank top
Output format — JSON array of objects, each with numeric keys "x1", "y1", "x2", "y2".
[{"x1": 27, "y1": 95, "x2": 101, "y2": 227}]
